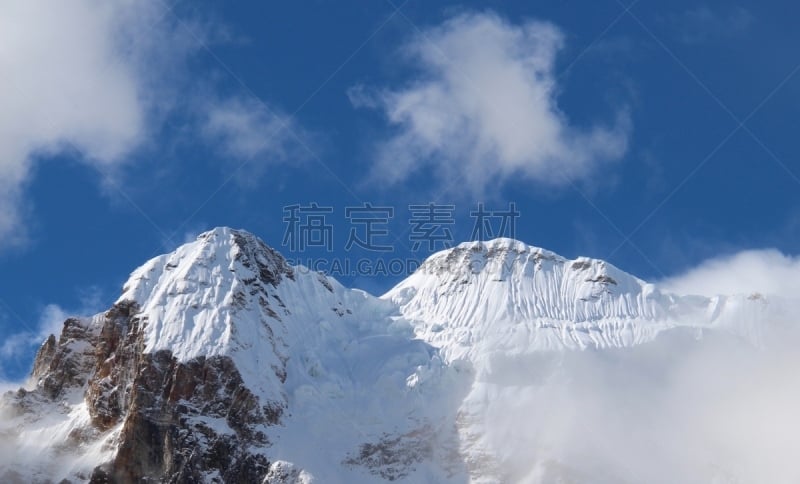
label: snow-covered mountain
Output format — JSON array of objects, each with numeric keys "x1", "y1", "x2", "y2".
[{"x1": 0, "y1": 228, "x2": 786, "y2": 483}]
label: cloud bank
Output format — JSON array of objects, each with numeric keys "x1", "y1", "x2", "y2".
[
  {"x1": 473, "y1": 249, "x2": 800, "y2": 482},
  {"x1": 350, "y1": 12, "x2": 631, "y2": 194},
  {"x1": 479, "y1": 321, "x2": 800, "y2": 483},
  {"x1": 659, "y1": 249, "x2": 800, "y2": 298}
]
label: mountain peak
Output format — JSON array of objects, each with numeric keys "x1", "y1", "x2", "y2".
[
  {"x1": 121, "y1": 227, "x2": 292, "y2": 303},
  {"x1": 115, "y1": 226, "x2": 338, "y2": 404},
  {"x1": 410, "y1": 237, "x2": 641, "y2": 291},
  {"x1": 385, "y1": 238, "x2": 669, "y2": 357}
]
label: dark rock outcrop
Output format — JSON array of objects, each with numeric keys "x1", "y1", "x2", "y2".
[{"x1": 10, "y1": 300, "x2": 284, "y2": 483}]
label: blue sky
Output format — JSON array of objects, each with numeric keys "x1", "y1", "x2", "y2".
[{"x1": 1, "y1": 0, "x2": 799, "y2": 378}]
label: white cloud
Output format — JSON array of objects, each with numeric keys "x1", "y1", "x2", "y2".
[
  {"x1": 477, "y1": 249, "x2": 800, "y2": 481},
  {"x1": 350, "y1": 11, "x2": 630, "y2": 194},
  {"x1": 0, "y1": 1, "x2": 305, "y2": 248},
  {"x1": 659, "y1": 249, "x2": 800, "y2": 298},
  {"x1": 0, "y1": 288, "x2": 105, "y2": 363},
  {"x1": 0, "y1": 305, "x2": 67, "y2": 360},
  {"x1": 0, "y1": 381, "x2": 18, "y2": 395},
  {"x1": 202, "y1": 96, "x2": 310, "y2": 182},
  {"x1": 482, "y1": 324, "x2": 800, "y2": 483},
  {"x1": 0, "y1": 1, "x2": 177, "y2": 248}
]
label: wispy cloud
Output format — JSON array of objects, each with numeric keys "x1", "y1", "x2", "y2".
[
  {"x1": 0, "y1": 305, "x2": 68, "y2": 360},
  {"x1": 0, "y1": 287, "x2": 105, "y2": 378},
  {"x1": 667, "y1": 5, "x2": 754, "y2": 44},
  {"x1": 201, "y1": 95, "x2": 311, "y2": 184},
  {"x1": 350, "y1": 11, "x2": 631, "y2": 195},
  {"x1": 659, "y1": 249, "x2": 800, "y2": 298}
]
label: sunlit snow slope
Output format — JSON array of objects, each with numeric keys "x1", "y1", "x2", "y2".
[{"x1": 384, "y1": 239, "x2": 721, "y2": 359}]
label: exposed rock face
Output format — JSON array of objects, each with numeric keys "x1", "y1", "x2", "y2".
[
  {"x1": 231, "y1": 230, "x2": 295, "y2": 288},
  {"x1": 89, "y1": 306, "x2": 279, "y2": 483},
  {"x1": 4, "y1": 228, "x2": 309, "y2": 483},
  {"x1": 33, "y1": 316, "x2": 103, "y2": 401},
  {"x1": 7, "y1": 298, "x2": 281, "y2": 483},
  {"x1": 99, "y1": 349, "x2": 276, "y2": 484},
  {"x1": 344, "y1": 425, "x2": 440, "y2": 481}
]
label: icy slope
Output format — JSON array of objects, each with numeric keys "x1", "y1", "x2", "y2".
[
  {"x1": 384, "y1": 239, "x2": 702, "y2": 359},
  {"x1": 118, "y1": 227, "x2": 377, "y2": 404}
]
